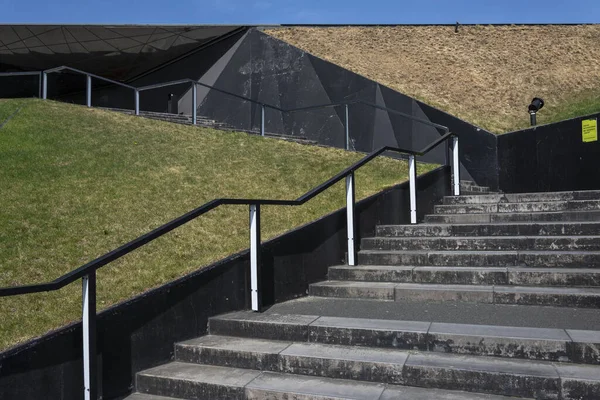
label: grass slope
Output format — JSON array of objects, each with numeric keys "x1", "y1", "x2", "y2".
[
  {"x1": 0, "y1": 99, "x2": 434, "y2": 350},
  {"x1": 267, "y1": 25, "x2": 600, "y2": 133}
]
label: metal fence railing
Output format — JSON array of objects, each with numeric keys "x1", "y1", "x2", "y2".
[{"x1": 1, "y1": 66, "x2": 448, "y2": 150}]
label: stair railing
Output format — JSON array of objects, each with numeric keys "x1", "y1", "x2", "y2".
[
  {"x1": 0, "y1": 130, "x2": 457, "y2": 399},
  {"x1": 2, "y1": 66, "x2": 448, "y2": 151}
]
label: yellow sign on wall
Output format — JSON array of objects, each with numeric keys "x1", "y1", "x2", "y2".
[{"x1": 582, "y1": 119, "x2": 598, "y2": 143}]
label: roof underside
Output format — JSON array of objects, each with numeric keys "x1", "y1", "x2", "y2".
[{"x1": 0, "y1": 25, "x2": 243, "y2": 81}]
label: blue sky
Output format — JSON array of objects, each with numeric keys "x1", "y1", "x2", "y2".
[{"x1": 1, "y1": 0, "x2": 599, "y2": 24}]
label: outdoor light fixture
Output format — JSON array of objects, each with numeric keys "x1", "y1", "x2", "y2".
[{"x1": 528, "y1": 97, "x2": 544, "y2": 126}]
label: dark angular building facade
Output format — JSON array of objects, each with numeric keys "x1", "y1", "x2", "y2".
[{"x1": 1, "y1": 24, "x2": 505, "y2": 190}]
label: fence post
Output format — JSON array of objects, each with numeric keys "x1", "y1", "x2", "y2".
[
  {"x1": 344, "y1": 104, "x2": 350, "y2": 150},
  {"x1": 86, "y1": 75, "x2": 92, "y2": 107},
  {"x1": 409, "y1": 154, "x2": 417, "y2": 224},
  {"x1": 134, "y1": 89, "x2": 140, "y2": 115},
  {"x1": 192, "y1": 83, "x2": 197, "y2": 125},
  {"x1": 42, "y1": 72, "x2": 47, "y2": 100},
  {"x1": 38, "y1": 72, "x2": 43, "y2": 98},
  {"x1": 452, "y1": 136, "x2": 460, "y2": 196},
  {"x1": 346, "y1": 172, "x2": 356, "y2": 265},
  {"x1": 249, "y1": 204, "x2": 261, "y2": 311},
  {"x1": 260, "y1": 105, "x2": 265, "y2": 137},
  {"x1": 82, "y1": 272, "x2": 98, "y2": 400}
]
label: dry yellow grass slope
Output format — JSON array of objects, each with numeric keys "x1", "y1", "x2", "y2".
[{"x1": 267, "y1": 25, "x2": 600, "y2": 133}]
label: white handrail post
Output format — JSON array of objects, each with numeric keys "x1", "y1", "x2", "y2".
[
  {"x1": 249, "y1": 204, "x2": 261, "y2": 311},
  {"x1": 344, "y1": 104, "x2": 350, "y2": 150},
  {"x1": 192, "y1": 83, "x2": 197, "y2": 125},
  {"x1": 452, "y1": 136, "x2": 460, "y2": 196},
  {"x1": 82, "y1": 272, "x2": 98, "y2": 400},
  {"x1": 86, "y1": 75, "x2": 92, "y2": 107},
  {"x1": 134, "y1": 89, "x2": 140, "y2": 115},
  {"x1": 42, "y1": 72, "x2": 47, "y2": 100},
  {"x1": 260, "y1": 105, "x2": 265, "y2": 137},
  {"x1": 409, "y1": 154, "x2": 417, "y2": 224},
  {"x1": 346, "y1": 172, "x2": 356, "y2": 265}
]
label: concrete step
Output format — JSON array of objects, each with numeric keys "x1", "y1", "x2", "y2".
[
  {"x1": 434, "y1": 200, "x2": 600, "y2": 215},
  {"x1": 142, "y1": 339, "x2": 600, "y2": 398},
  {"x1": 264, "y1": 297, "x2": 600, "y2": 331},
  {"x1": 136, "y1": 362, "x2": 261, "y2": 399},
  {"x1": 376, "y1": 222, "x2": 600, "y2": 237},
  {"x1": 357, "y1": 250, "x2": 600, "y2": 268},
  {"x1": 424, "y1": 210, "x2": 600, "y2": 223},
  {"x1": 209, "y1": 312, "x2": 320, "y2": 341},
  {"x1": 309, "y1": 281, "x2": 600, "y2": 308},
  {"x1": 205, "y1": 314, "x2": 600, "y2": 364},
  {"x1": 379, "y1": 385, "x2": 529, "y2": 399},
  {"x1": 460, "y1": 180, "x2": 479, "y2": 186},
  {"x1": 135, "y1": 362, "x2": 526, "y2": 400},
  {"x1": 461, "y1": 191, "x2": 492, "y2": 195},
  {"x1": 444, "y1": 191, "x2": 600, "y2": 205},
  {"x1": 460, "y1": 184, "x2": 491, "y2": 193},
  {"x1": 180, "y1": 337, "x2": 411, "y2": 384},
  {"x1": 172, "y1": 336, "x2": 597, "y2": 398},
  {"x1": 403, "y1": 352, "x2": 599, "y2": 399},
  {"x1": 328, "y1": 266, "x2": 600, "y2": 287},
  {"x1": 362, "y1": 236, "x2": 600, "y2": 251},
  {"x1": 124, "y1": 394, "x2": 176, "y2": 400}
]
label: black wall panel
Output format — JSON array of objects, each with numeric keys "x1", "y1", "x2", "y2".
[
  {"x1": 0, "y1": 167, "x2": 450, "y2": 400},
  {"x1": 417, "y1": 101, "x2": 499, "y2": 190},
  {"x1": 196, "y1": 29, "x2": 495, "y2": 188},
  {"x1": 498, "y1": 114, "x2": 600, "y2": 193},
  {"x1": 48, "y1": 29, "x2": 248, "y2": 112}
]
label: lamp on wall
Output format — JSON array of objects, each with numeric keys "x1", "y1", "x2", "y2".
[{"x1": 528, "y1": 97, "x2": 544, "y2": 126}]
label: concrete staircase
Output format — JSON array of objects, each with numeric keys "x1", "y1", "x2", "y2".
[
  {"x1": 127, "y1": 183, "x2": 600, "y2": 399},
  {"x1": 101, "y1": 108, "x2": 318, "y2": 145}
]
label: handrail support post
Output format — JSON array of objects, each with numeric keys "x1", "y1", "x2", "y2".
[
  {"x1": 344, "y1": 104, "x2": 350, "y2": 150},
  {"x1": 261, "y1": 105, "x2": 265, "y2": 137},
  {"x1": 134, "y1": 89, "x2": 140, "y2": 115},
  {"x1": 249, "y1": 204, "x2": 261, "y2": 311},
  {"x1": 452, "y1": 136, "x2": 460, "y2": 196},
  {"x1": 86, "y1": 75, "x2": 92, "y2": 107},
  {"x1": 409, "y1": 155, "x2": 417, "y2": 224},
  {"x1": 192, "y1": 83, "x2": 197, "y2": 125},
  {"x1": 42, "y1": 72, "x2": 47, "y2": 100},
  {"x1": 82, "y1": 272, "x2": 98, "y2": 400},
  {"x1": 38, "y1": 72, "x2": 43, "y2": 98},
  {"x1": 346, "y1": 172, "x2": 356, "y2": 265}
]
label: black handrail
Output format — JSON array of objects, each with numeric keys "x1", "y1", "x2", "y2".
[
  {"x1": 45, "y1": 66, "x2": 136, "y2": 90},
  {"x1": 0, "y1": 131, "x2": 454, "y2": 297}
]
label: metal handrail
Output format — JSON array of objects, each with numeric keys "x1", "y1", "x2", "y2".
[
  {"x1": 0, "y1": 130, "x2": 459, "y2": 400},
  {"x1": 44, "y1": 66, "x2": 136, "y2": 89},
  {"x1": 137, "y1": 78, "x2": 194, "y2": 92},
  {"x1": 22, "y1": 66, "x2": 447, "y2": 133},
  {"x1": 0, "y1": 71, "x2": 41, "y2": 76},
  {"x1": 4, "y1": 66, "x2": 448, "y2": 150},
  {"x1": 0, "y1": 131, "x2": 454, "y2": 297},
  {"x1": 136, "y1": 79, "x2": 447, "y2": 132},
  {"x1": 135, "y1": 78, "x2": 448, "y2": 132}
]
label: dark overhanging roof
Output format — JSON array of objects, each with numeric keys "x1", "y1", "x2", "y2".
[{"x1": 0, "y1": 25, "x2": 245, "y2": 82}]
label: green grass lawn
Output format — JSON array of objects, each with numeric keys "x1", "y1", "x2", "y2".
[
  {"x1": 0, "y1": 99, "x2": 436, "y2": 351},
  {"x1": 0, "y1": 99, "x2": 26, "y2": 123},
  {"x1": 534, "y1": 91, "x2": 600, "y2": 130}
]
